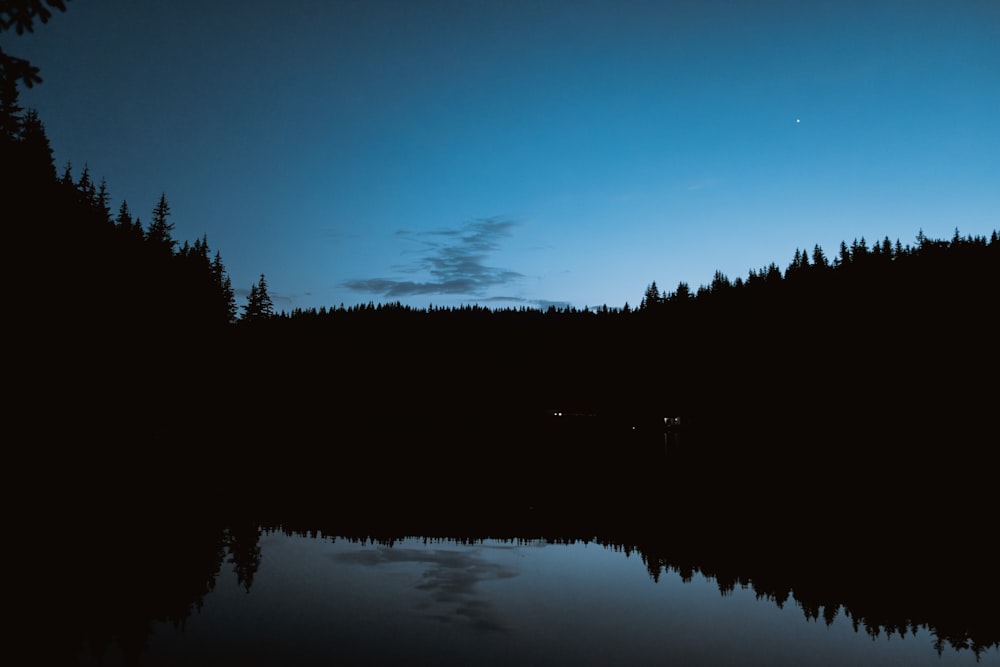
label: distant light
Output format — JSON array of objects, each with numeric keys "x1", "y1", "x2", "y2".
[{"x1": 795, "y1": 119, "x2": 801, "y2": 123}]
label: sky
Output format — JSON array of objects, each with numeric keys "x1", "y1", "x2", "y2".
[{"x1": 11, "y1": 0, "x2": 999, "y2": 313}]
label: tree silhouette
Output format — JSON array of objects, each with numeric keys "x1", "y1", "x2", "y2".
[
  {"x1": 242, "y1": 273, "x2": 275, "y2": 322},
  {"x1": 670, "y1": 281, "x2": 692, "y2": 302},
  {"x1": 639, "y1": 281, "x2": 663, "y2": 310},
  {"x1": 146, "y1": 192, "x2": 176, "y2": 253},
  {"x1": 0, "y1": 0, "x2": 70, "y2": 89},
  {"x1": 114, "y1": 199, "x2": 144, "y2": 241},
  {"x1": 212, "y1": 251, "x2": 238, "y2": 324}
]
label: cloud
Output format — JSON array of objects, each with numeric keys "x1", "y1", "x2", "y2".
[{"x1": 344, "y1": 217, "x2": 524, "y2": 298}]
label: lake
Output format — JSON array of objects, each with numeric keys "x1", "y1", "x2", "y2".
[
  {"x1": 70, "y1": 526, "x2": 996, "y2": 667},
  {"x1": 27, "y1": 412, "x2": 997, "y2": 666}
]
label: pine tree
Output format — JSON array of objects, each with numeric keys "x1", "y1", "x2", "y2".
[
  {"x1": 242, "y1": 273, "x2": 274, "y2": 322},
  {"x1": 75, "y1": 163, "x2": 95, "y2": 206},
  {"x1": 811, "y1": 244, "x2": 828, "y2": 269},
  {"x1": 115, "y1": 199, "x2": 132, "y2": 229},
  {"x1": 96, "y1": 177, "x2": 111, "y2": 225},
  {"x1": 880, "y1": 236, "x2": 893, "y2": 258},
  {"x1": 711, "y1": 270, "x2": 732, "y2": 293},
  {"x1": 114, "y1": 199, "x2": 144, "y2": 243},
  {"x1": 671, "y1": 281, "x2": 692, "y2": 302},
  {"x1": 640, "y1": 281, "x2": 662, "y2": 310},
  {"x1": 837, "y1": 241, "x2": 851, "y2": 267},
  {"x1": 18, "y1": 108, "x2": 54, "y2": 181},
  {"x1": 222, "y1": 287, "x2": 236, "y2": 324},
  {"x1": 146, "y1": 192, "x2": 175, "y2": 253},
  {"x1": 213, "y1": 253, "x2": 237, "y2": 324},
  {"x1": 58, "y1": 160, "x2": 72, "y2": 187}
]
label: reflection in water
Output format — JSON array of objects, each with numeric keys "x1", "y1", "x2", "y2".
[
  {"x1": 332, "y1": 544, "x2": 520, "y2": 633},
  {"x1": 29, "y1": 413, "x2": 997, "y2": 666},
  {"x1": 67, "y1": 529, "x2": 997, "y2": 667}
]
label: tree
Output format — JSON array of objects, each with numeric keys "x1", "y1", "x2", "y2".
[
  {"x1": 58, "y1": 160, "x2": 72, "y2": 186},
  {"x1": 786, "y1": 249, "x2": 809, "y2": 277},
  {"x1": 670, "y1": 281, "x2": 692, "y2": 302},
  {"x1": 146, "y1": 192, "x2": 176, "y2": 253},
  {"x1": 640, "y1": 281, "x2": 662, "y2": 310},
  {"x1": 710, "y1": 270, "x2": 732, "y2": 293},
  {"x1": 3, "y1": 104, "x2": 54, "y2": 185},
  {"x1": 811, "y1": 244, "x2": 828, "y2": 269},
  {"x1": 0, "y1": 1, "x2": 70, "y2": 90},
  {"x1": 837, "y1": 241, "x2": 851, "y2": 267},
  {"x1": 880, "y1": 236, "x2": 893, "y2": 259},
  {"x1": 242, "y1": 273, "x2": 274, "y2": 322},
  {"x1": 114, "y1": 199, "x2": 143, "y2": 241},
  {"x1": 212, "y1": 252, "x2": 237, "y2": 324},
  {"x1": 75, "y1": 162, "x2": 96, "y2": 207},
  {"x1": 95, "y1": 177, "x2": 111, "y2": 224}
]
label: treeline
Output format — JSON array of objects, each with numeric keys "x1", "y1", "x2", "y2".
[
  {"x1": 4, "y1": 121, "x2": 237, "y2": 337},
  {"x1": 231, "y1": 228, "x2": 997, "y2": 429}
]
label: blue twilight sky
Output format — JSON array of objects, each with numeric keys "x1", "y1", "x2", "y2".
[{"x1": 11, "y1": 0, "x2": 999, "y2": 312}]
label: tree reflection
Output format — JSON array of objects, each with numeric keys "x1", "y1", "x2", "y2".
[
  {"x1": 25, "y1": 412, "x2": 998, "y2": 666},
  {"x1": 224, "y1": 521, "x2": 262, "y2": 593}
]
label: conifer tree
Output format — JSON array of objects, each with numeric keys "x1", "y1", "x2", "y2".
[
  {"x1": 146, "y1": 192, "x2": 175, "y2": 253},
  {"x1": 711, "y1": 270, "x2": 731, "y2": 292},
  {"x1": 671, "y1": 281, "x2": 692, "y2": 301},
  {"x1": 114, "y1": 199, "x2": 143, "y2": 242},
  {"x1": 114, "y1": 199, "x2": 132, "y2": 229},
  {"x1": 837, "y1": 241, "x2": 851, "y2": 266},
  {"x1": 95, "y1": 177, "x2": 111, "y2": 224},
  {"x1": 17, "y1": 108, "x2": 54, "y2": 181},
  {"x1": 811, "y1": 244, "x2": 828, "y2": 269},
  {"x1": 242, "y1": 273, "x2": 274, "y2": 322},
  {"x1": 880, "y1": 237, "x2": 893, "y2": 258},
  {"x1": 75, "y1": 163, "x2": 95, "y2": 206},
  {"x1": 640, "y1": 281, "x2": 662, "y2": 310},
  {"x1": 212, "y1": 252, "x2": 237, "y2": 324},
  {"x1": 58, "y1": 160, "x2": 72, "y2": 187}
]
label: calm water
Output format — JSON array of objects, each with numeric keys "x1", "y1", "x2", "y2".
[{"x1": 77, "y1": 530, "x2": 997, "y2": 667}]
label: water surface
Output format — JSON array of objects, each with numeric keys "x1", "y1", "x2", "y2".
[{"x1": 80, "y1": 530, "x2": 996, "y2": 666}]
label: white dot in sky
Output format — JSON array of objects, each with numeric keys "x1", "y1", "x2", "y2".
[{"x1": 796, "y1": 119, "x2": 801, "y2": 123}]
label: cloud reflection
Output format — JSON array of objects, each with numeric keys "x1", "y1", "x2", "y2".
[{"x1": 332, "y1": 546, "x2": 519, "y2": 633}]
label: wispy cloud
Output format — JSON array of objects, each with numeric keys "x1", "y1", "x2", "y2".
[{"x1": 344, "y1": 217, "x2": 524, "y2": 298}]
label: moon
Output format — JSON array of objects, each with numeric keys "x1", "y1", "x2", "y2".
[{"x1": 796, "y1": 119, "x2": 801, "y2": 123}]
